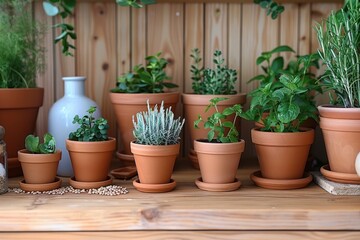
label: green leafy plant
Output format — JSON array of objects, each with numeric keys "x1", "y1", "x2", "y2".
[
  {"x1": 190, "y1": 49, "x2": 237, "y2": 95},
  {"x1": 315, "y1": 0, "x2": 360, "y2": 108},
  {"x1": 241, "y1": 49, "x2": 320, "y2": 132},
  {"x1": 0, "y1": 0, "x2": 46, "y2": 88},
  {"x1": 254, "y1": 0, "x2": 284, "y2": 19},
  {"x1": 132, "y1": 101, "x2": 185, "y2": 145},
  {"x1": 25, "y1": 133, "x2": 56, "y2": 154},
  {"x1": 69, "y1": 106, "x2": 109, "y2": 141},
  {"x1": 111, "y1": 52, "x2": 178, "y2": 93},
  {"x1": 194, "y1": 97, "x2": 243, "y2": 143},
  {"x1": 43, "y1": 0, "x2": 156, "y2": 56}
]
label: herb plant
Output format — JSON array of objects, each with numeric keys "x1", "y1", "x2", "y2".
[
  {"x1": 194, "y1": 97, "x2": 243, "y2": 143},
  {"x1": 25, "y1": 133, "x2": 56, "y2": 154},
  {"x1": 190, "y1": 49, "x2": 237, "y2": 95},
  {"x1": 241, "y1": 51, "x2": 320, "y2": 132},
  {"x1": 254, "y1": 0, "x2": 284, "y2": 19},
  {"x1": 0, "y1": 0, "x2": 45, "y2": 88},
  {"x1": 315, "y1": 0, "x2": 360, "y2": 108},
  {"x1": 112, "y1": 52, "x2": 178, "y2": 93},
  {"x1": 132, "y1": 101, "x2": 185, "y2": 145},
  {"x1": 43, "y1": 0, "x2": 156, "y2": 56},
  {"x1": 69, "y1": 106, "x2": 109, "y2": 141}
]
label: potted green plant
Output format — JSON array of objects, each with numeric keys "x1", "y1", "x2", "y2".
[
  {"x1": 17, "y1": 133, "x2": 62, "y2": 192},
  {"x1": 315, "y1": 0, "x2": 360, "y2": 184},
  {"x1": 193, "y1": 97, "x2": 245, "y2": 192},
  {"x1": 240, "y1": 52, "x2": 319, "y2": 190},
  {"x1": 66, "y1": 106, "x2": 116, "y2": 189},
  {"x1": 109, "y1": 52, "x2": 179, "y2": 166},
  {"x1": 0, "y1": 0, "x2": 46, "y2": 177},
  {"x1": 182, "y1": 49, "x2": 246, "y2": 169},
  {"x1": 131, "y1": 101, "x2": 185, "y2": 193}
]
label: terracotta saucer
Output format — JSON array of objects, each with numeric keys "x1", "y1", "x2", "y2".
[
  {"x1": 69, "y1": 175, "x2": 113, "y2": 189},
  {"x1": 111, "y1": 166, "x2": 137, "y2": 179},
  {"x1": 116, "y1": 152, "x2": 135, "y2": 165},
  {"x1": 250, "y1": 171, "x2": 313, "y2": 190},
  {"x1": 133, "y1": 179, "x2": 176, "y2": 193},
  {"x1": 195, "y1": 177, "x2": 241, "y2": 192},
  {"x1": 320, "y1": 164, "x2": 360, "y2": 184},
  {"x1": 19, "y1": 177, "x2": 62, "y2": 192}
]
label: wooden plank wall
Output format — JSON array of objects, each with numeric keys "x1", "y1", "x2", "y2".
[{"x1": 34, "y1": 0, "x2": 342, "y2": 164}]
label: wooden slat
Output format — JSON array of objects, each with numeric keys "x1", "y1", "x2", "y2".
[
  {"x1": 34, "y1": 2, "x2": 55, "y2": 137},
  {"x1": 1, "y1": 166, "x2": 360, "y2": 231},
  {"x1": 280, "y1": 3, "x2": 298, "y2": 62},
  {"x1": 298, "y1": 3, "x2": 311, "y2": 55},
  {"x1": 204, "y1": 3, "x2": 228, "y2": 67},
  {"x1": 228, "y1": 3, "x2": 242, "y2": 93},
  {"x1": 80, "y1": 0, "x2": 343, "y2": 3},
  {"x1": 184, "y1": 3, "x2": 204, "y2": 93},
  {"x1": 131, "y1": 7, "x2": 147, "y2": 67},
  {"x1": 146, "y1": 3, "x2": 184, "y2": 90},
  {"x1": 1, "y1": 231, "x2": 360, "y2": 240},
  {"x1": 76, "y1": 2, "x2": 117, "y2": 137}
]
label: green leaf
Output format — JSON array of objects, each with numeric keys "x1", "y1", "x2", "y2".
[
  {"x1": 223, "y1": 107, "x2": 235, "y2": 116},
  {"x1": 277, "y1": 103, "x2": 300, "y2": 124},
  {"x1": 222, "y1": 121, "x2": 233, "y2": 128},
  {"x1": 25, "y1": 135, "x2": 40, "y2": 153},
  {"x1": 207, "y1": 130, "x2": 215, "y2": 142},
  {"x1": 43, "y1": 2, "x2": 59, "y2": 16},
  {"x1": 270, "y1": 45, "x2": 295, "y2": 54},
  {"x1": 270, "y1": 56, "x2": 284, "y2": 72}
]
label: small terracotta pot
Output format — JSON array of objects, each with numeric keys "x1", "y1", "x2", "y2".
[
  {"x1": 318, "y1": 105, "x2": 360, "y2": 174},
  {"x1": 18, "y1": 149, "x2": 61, "y2": 184},
  {"x1": 194, "y1": 140, "x2": 245, "y2": 184},
  {"x1": 66, "y1": 138, "x2": 116, "y2": 182},
  {"x1": 0, "y1": 88, "x2": 44, "y2": 177},
  {"x1": 182, "y1": 93, "x2": 246, "y2": 167},
  {"x1": 251, "y1": 128, "x2": 314, "y2": 179},
  {"x1": 131, "y1": 142, "x2": 180, "y2": 184},
  {"x1": 109, "y1": 92, "x2": 179, "y2": 164}
]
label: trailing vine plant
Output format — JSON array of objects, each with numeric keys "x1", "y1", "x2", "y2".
[
  {"x1": 42, "y1": 0, "x2": 156, "y2": 56},
  {"x1": 254, "y1": 0, "x2": 284, "y2": 19}
]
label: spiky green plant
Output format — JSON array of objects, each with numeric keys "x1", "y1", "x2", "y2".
[
  {"x1": 132, "y1": 101, "x2": 185, "y2": 145},
  {"x1": 315, "y1": 0, "x2": 360, "y2": 108}
]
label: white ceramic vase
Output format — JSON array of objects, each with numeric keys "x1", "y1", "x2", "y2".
[{"x1": 48, "y1": 76, "x2": 101, "y2": 177}]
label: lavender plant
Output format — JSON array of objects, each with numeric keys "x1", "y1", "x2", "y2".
[{"x1": 132, "y1": 101, "x2": 185, "y2": 145}]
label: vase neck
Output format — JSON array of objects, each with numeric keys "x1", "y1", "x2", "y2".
[{"x1": 63, "y1": 77, "x2": 86, "y2": 96}]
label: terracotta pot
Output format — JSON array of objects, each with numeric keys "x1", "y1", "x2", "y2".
[
  {"x1": 251, "y1": 128, "x2": 314, "y2": 179},
  {"x1": 66, "y1": 138, "x2": 116, "y2": 182},
  {"x1": 318, "y1": 105, "x2": 360, "y2": 174},
  {"x1": 182, "y1": 93, "x2": 246, "y2": 167},
  {"x1": 131, "y1": 142, "x2": 180, "y2": 184},
  {"x1": 0, "y1": 88, "x2": 44, "y2": 177},
  {"x1": 194, "y1": 140, "x2": 245, "y2": 184},
  {"x1": 18, "y1": 149, "x2": 61, "y2": 184},
  {"x1": 109, "y1": 92, "x2": 179, "y2": 164}
]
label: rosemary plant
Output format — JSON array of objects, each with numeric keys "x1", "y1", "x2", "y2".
[
  {"x1": 132, "y1": 101, "x2": 185, "y2": 145},
  {"x1": 190, "y1": 49, "x2": 237, "y2": 95},
  {"x1": 315, "y1": 0, "x2": 360, "y2": 108}
]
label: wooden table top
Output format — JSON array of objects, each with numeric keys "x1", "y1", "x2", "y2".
[{"x1": 1, "y1": 160, "x2": 359, "y2": 235}]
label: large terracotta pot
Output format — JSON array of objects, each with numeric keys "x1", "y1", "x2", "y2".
[
  {"x1": 251, "y1": 128, "x2": 314, "y2": 179},
  {"x1": 130, "y1": 142, "x2": 179, "y2": 184},
  {"x1": 0, "y1": 88, "x2": 44, "y2": 177},
  {"x1": 109, "y1": 92, "x2": 179, "y2": 165},
  {"x1": 182, "y1": 93, "x2": 246, "y2": 168},
  {"x1": 18, "y1": 149, "x2": 61, "y2": 184},
  {"x1": 318, "y1": 105, "x2": 360, "y2": 174},
  {"x1": 194, "y1": 140, "x2": 245, "y2": 184},
  {"x1": 66, "y1": 138, "x2": 116, "y2": 182}
]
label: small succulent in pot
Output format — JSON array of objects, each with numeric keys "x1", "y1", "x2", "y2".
[
  {"x1": 68, "y1": 106, "x2": 109, "y2": 141},
  {"x1": 132, "y1": 100, "x2": 185, "y2": 145},
  {"x1": 194, "y1": 97, "x2": 243, "y2": 143},
  {"x1": 25, "y1": 133, "x2": 56, "y2": 154}
]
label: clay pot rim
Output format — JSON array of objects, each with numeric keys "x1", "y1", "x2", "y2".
[
  {"x1": 66, "y1": 137, "x2": 116, "y2": 152},
  {"x1": 182, "y1": 93, "x2": 247, "y2": 105},
  {"x1": 319, "y1": 116, "x2": 360, "y2": 131},
  {"x1": 17, "y1": 149, "x2": 62, "y2": 163},
  {"x1": 0, "y1": 88, "x2": 44, "y2": 108},
  {"x1": 194, "y1": 139, "x2": 245, "y2": 154},
  {"x1": 130, "y1": 141, "x2": 180, "y2": 156},
  {"x1": 251, "y1": 128, "x2": 314, "y2": 146},
  {"x1": 318, "y1": 104, "x2": 360, "y2": 119},
  {"x1": 109, "y1": 91, "x2": 180, "y2": 105}
]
